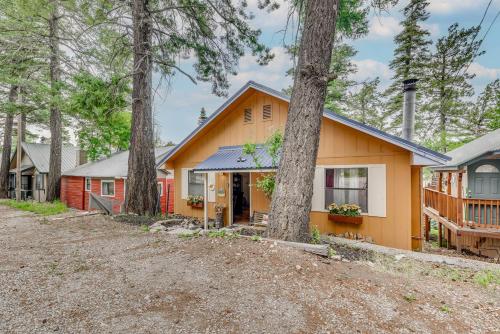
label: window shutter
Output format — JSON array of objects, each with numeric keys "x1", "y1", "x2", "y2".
[
  {"x1": 311, "y1": 167, "x2": 325, "y2": 212},
  {"x1": 244, "y1": 108, "x2": 252, "y2": 123},
  {"x1": 262, "y1": 104, "x2": 272, "y2": 120},
  {"x1": 368, "y1": 165, "x2": 386, "y2": 217},
  {"x1": 181, "y1": 168, "x2": 189, "y2": 199},
  {"x1": 208, "y1": 172, "x2": 216, "y2": 202}
]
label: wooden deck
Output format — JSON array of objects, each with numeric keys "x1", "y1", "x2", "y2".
[{"x1": 423, "y1": 187, "x2": 500, "y2": 256}]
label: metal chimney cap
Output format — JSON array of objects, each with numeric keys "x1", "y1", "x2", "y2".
[{"x1": 403, "y1": 78, "x2": 418, "y2": 92}]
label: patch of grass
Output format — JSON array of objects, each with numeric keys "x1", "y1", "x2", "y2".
[
  {"x1": 208, "y1": 230, "x2": 227, "y2": 238},
  {"x1": 251, "y1": 235, "x2": 262, "y2": 242},
  {"x1": 140, "y1": 224, "x2": 150, "y2": 232},
  {"x1": 327, "y1": 247, "x2": 337, "y2": 258},
  {"x1": 403, "y1": 293, "x2": 417, "y2": 303},
  {"x1": 310, "y1": 225, "x2": 321, "y2": 245},
  {"x1": 47, "y1": 262, "x2": 63, "y2": 276},
  {"x1": 208, "y1": 229, "x2": 239, "y2": 239},
  {"x1": 440, "y1": 305, "x2": 451, "y2": 313},
  {"x1": 0, "y1": 199, "x2": 68, "y2": 216},
  {"x1": 178, "y1": 231, "x2": 201, "y2": 239},
  {"x1": 474, "y1": 270, "x2": 500, "y2": 288}
]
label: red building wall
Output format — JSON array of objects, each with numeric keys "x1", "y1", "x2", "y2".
[{"x1": 61, "y1": 176, "x2": 174, "y2": 214}]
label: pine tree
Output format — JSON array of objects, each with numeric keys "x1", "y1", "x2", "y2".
[
  {"x1": 422, "y1": 23, "x2": 482, "y2": 152},
  {"x1": 384, "y1": 0, "x2": 432, "y2": 134},
  {"x1": 346, "y1": 78, "x2": 385, "y2": 129},
  {"x1": 462, "y1": 79, "x2": 499, "y2": 138},
  {"x1": 324, "y1": 42, "x2": 358, "y2": 114},
  {"x1": 198, "y1": 107, "x2": 207, "y2": 126}
]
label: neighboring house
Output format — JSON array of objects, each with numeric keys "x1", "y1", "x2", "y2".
[
  {"x1": 8, "y1": 143, "x2": 85, "y2": 202},
  {"x1": 157, "y1": 81, "x2": 448, "y2": 251},
  {"x1": 61, "y1": 147, "x2": 175, "y2": 215},
  {"x1": 424, "y1": 129, "x2": 500, "y2": 258}
]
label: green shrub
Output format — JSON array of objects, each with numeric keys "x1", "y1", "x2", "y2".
[{"x1": 310, "y1": 225, "x2": 321, "y2": 244}]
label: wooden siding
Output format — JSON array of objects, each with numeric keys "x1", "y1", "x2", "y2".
[
  {"x1": 166, "y1": 89, "x2": 418, "y2": 250},
  {"x1": 61, "y1": 176, "x2": 174, "y2": 214}
]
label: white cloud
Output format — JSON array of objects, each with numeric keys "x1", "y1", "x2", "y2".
[
  {"x1": 367, "y1": 16, "x2": 401, "y2": 40},
  {"x1": 351, "y1": 59, "x2": 393, "y2": 81},
  {"x1": 467, "y1": 62, "x2": 500, "y2": 79},
  {"x1": 230, "y1": 46, "x2": 292, "y2": 89},
  {"x1": 246, "y1": 0, "x2": 292, "y2": 29},
  {"x1": 428, "y1": 0, "x2": 499, "y2": 14}
]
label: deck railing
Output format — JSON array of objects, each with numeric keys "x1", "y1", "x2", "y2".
[{"x1": 424, "y1": 188, "x2": 499, "y2": 229}]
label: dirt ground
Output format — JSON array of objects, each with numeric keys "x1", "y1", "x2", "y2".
[{"x1": 1, "y1": 206, "x2": 499, "y2": 334}]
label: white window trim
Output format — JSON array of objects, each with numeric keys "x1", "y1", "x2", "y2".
[
  {"x1": 324, "y1": 166, "x2": 369, "y2": 214},
  {"x1": 187, "y1": 169, "x2": 204, "y2": 197},
  {"x1": 314, "y1": 164, "x2": 386, "y2": 217},
  {"x1": 85, "y1": 177, "x2": 91, "y2": 192},
  {"x1": 101, "y1": 179, "x2": 115, "y2": 197},
  {"x1": 158, "y1": 182, "x2": 163, "y2": 196}
]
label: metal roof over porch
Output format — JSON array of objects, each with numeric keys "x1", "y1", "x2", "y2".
[{"x1": 193, "y1": 145, "x2": 278, "y2": 172}]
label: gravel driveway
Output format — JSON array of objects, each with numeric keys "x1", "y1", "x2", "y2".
[{"x1": 0, "y1": 205, "x2": 499, "y2": 333}]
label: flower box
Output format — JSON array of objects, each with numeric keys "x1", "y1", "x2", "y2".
[
  {"x1": 187, "y1": 202, "x2": 204, "y2": 208},
  {"x1": 328, "y1": 214, "x2": 363, "y2": 225}
]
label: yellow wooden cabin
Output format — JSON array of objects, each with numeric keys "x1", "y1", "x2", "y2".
[{"x1": 157, "y1": 81, "x2": 449, "y2": 251}]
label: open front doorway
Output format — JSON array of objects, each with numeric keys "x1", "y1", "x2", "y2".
[{"x1": 232, "y1": 172, "x2": 250, "y2": 224}]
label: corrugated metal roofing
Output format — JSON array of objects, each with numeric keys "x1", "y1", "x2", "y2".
[
  {"x1": 63, "y1": 146, "x2": 173, "y2": 177},
  {"x1": 431, "y1": 128, "x2": 500, "y2": 170},
  {"x1": 158, "y1": 81, "x2": 450, "y2": 167},
  {"x1": 16, "y1": 143, "x2": 79, "y2": 174},
  {"x1": 194, "y1": 145, "x2": 277, "y2": 172}
]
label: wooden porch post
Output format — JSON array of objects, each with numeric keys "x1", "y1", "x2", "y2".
[
  {"x1": 437, "y1": 172, "x2": 443, "y2": 192},
  {"x1": 424, "y1": 215, "x2": 430, "y2": 242},
  {"x1": 447, "y1": 228, "x2": 452, "y2": 249},
  {"x1": 203, "y1": 173, "x2": 208, "y2": 231},
  {"x1": 438, "y1": 222, "x2": 443, "y2": 247},
  {"x1": 457, "y1": 172, "x2": 463, "y2": 227}
]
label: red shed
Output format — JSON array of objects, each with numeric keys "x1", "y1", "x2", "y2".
[{"x1": 61, "y1": 147, "x2": 174, "y2": 214}]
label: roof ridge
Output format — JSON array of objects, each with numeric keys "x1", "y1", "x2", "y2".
[{"x1": 157, "y1": 80, "x2": 450, "y2": 166}]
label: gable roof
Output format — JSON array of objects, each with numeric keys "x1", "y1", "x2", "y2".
[
  {"x1": 431, "y1": 128, "x2": 500, "y2": 170},
  {"x1": 157, "y1": 81, "x2": 449, "y2": 167},
  {"x1": 11, "y1": 143, "x2": 78, "y2": 174},
  {"x1": 63, "y1": 146, "x2": 173, "y2": 178}
]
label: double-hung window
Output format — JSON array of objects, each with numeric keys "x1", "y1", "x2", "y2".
[
  {"x1": 101, "y1": 179, "x2": 115, "y2": 196},
  {"x1": 188, "y1": 170, "x2": 204, "y2": 196},
  {"x1": 325, "y1": 168, "x2": 368, "y2": 212}
]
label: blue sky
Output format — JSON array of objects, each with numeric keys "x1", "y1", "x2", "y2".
[{"x1": 153, "y1": 0, "x2": 500, "y2": 144}]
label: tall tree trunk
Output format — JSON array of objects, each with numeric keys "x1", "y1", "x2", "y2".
[
  {"x1": 267, "y1": 0, "x2": 339, "y2": 242},
  {"x1": 126, "y1": 0, "x2": 158, "y2": 215},
  {"x1": 46, "y1": 3, "x2": 62, "y2": 202},
  {"x1": 0, "y1": 85, "x2": 18, "y2": 198}
]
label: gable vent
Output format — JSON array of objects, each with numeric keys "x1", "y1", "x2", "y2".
[
  {"x1": 244, "y1": 108, "x2": 253, "y2": 123},
  {"x1": 263, "y1": 104, "x2": 272, "y2": 120}
]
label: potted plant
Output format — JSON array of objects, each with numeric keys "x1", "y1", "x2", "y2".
[
  {"x1": 327, "y1": 203, "x2": 363, "y2": 224},
  {"x1": 187, "y1": 195, "x2": 204, "y2": 208}
]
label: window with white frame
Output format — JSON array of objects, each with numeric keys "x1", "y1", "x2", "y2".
[
  {"x1": 157, "y1": 182, "x2": 163, "y2": 196},
  {"x1": 188, "y1": 170, "x2": 204, "y2": 196},
  {"x1": 85, "y1": 177, "x2": 91, "y2": 191},
  {"x1": 35, "y1": 174, "x2": 44, "y2": 190},
  {"x1": 101, "y1": 179, "x2": 115, "y2": 196},
  {"x1": 325, "y1": 168, "x2": 368, "y2": 212}
]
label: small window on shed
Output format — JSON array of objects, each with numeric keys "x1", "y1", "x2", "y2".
[
  {"x1": 243, "y1": 108, "x2": 253, "y2": 123},
  {"x1": 262, "y1": 104, "x2": 272, "y2": 120}
]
